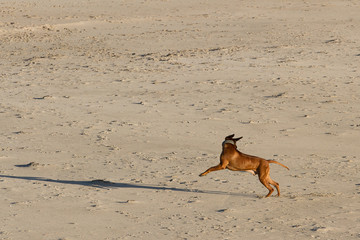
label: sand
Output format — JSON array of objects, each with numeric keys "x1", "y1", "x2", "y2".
[{"x1": 0, "y1": 0, "x2": 359, "y2": 239}]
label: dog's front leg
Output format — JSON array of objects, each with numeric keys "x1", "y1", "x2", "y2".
[{"x1": 199, "y1": 163, "x2": 227, "y2": 177}]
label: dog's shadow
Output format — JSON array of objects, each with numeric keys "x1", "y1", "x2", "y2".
[{"x1": 0, "y1": 174, "x2": 254, "y2": 198}]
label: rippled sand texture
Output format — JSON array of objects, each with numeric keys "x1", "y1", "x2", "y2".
[{"x1": 1, "y1": 0, "x2": 359, "y2": 239}]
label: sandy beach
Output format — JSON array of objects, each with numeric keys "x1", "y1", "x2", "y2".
[{"x1": 1, "y1": 0, "x2": 359, "y2": 239}]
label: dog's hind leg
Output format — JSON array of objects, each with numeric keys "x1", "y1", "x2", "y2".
[
  {"x1": 269, "y1": 178, "x2": 280, "y2": 196},
  {"x1": 258, "y1": 168, "x2": 274, "y2": 198},
  {"x1": 259, "y1": 178, "x2": 274, "y2": 198}
]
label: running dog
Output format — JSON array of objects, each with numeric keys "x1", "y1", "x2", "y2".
[{"x1": 199, "y1": 134, "x2": 289, "y2": 198}]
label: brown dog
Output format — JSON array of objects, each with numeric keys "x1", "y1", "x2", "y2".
[{"x1": 199, "y1": 134, "x2": 289, "y2": 198}]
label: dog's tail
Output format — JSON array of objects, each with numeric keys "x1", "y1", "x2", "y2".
[{"x1": 268, "y1": 160, "x2": 289, "y2": 170}]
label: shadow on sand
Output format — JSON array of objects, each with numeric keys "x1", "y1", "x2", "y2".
[{"x1": 0, "y1": 174, "x2": 254, "y2": 197}]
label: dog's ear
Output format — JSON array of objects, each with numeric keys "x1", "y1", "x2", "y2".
[
  {"x1": 225, "y1": 134, "x2": 235, "y2": 140},
  {"x1": 233, "y1": 137, "x2": 243, "y2": 142}
]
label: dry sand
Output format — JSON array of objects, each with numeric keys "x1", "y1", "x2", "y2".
[{"x1": 1, "y1": 0, "x2": 360, "y2": 239}]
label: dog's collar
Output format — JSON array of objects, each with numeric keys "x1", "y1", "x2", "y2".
[{"x1": 223, "y1": 140, "x2": 236, "y2": 146}]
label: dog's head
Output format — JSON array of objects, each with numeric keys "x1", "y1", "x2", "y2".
[{"x1": 223, "y1": 134, "x2": 243, "y2": 147}]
